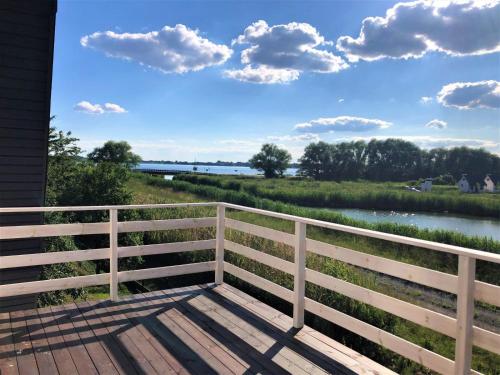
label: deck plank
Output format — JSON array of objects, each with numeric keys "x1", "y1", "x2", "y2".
[
  {"x1": 49, "y1": 305, "x2": 98, "y2": 375},
  {"x1": 118, "y1": 293, "x2": 190, "y2": 375},
  {"x1": 36, "y1": 307, "x2": 78, "y2": 375},
  {"x1": 1, "y1": 284, "x2": 395, "y2": 375},
  {"x1": 73, "y1": 301, "x2": 138, "y2": 375},
  {"x1": 61, "y1": 303, "x2": 119, "y2": 375},
  {"x1": 216, "y1": 283, "x2": 396, "y2": 375},
  {"x1": 9, "y1": 310, "x2": 39, "y2": 375},
  {"x1": 159, "y1": 286, "x2": 277, "y2": 375},
  {"x1": 151, "y1": 289, "x2": 251, "y2": 374},
  {"x1": 101, "y1": 297, "x2": 176, "y2": 374},
  {"x1": 0, "y1": 312, "x2": 19, "y2": 375},
  {"x1": 185, "y1": 286, "x2": 328, "y2": 375},
  {"x1": 77, "y1": 300, "x2": 155, "y2": 374},
  {"x1": 22, "y1": 309, "x2": 58, "y2": 375}
]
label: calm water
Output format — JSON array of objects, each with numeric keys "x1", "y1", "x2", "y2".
[
  {"x1": 332, "y1": 208, "x2": 500, "y2": 240},
  {"x1": 137, "y1": 163, "x2": 298, "y2": 176}
]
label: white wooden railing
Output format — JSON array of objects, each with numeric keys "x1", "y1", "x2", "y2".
[{"x1": 1, "y1": 202, "x2": 499, "y2": 375}]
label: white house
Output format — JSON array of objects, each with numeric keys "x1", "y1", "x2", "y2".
[
  {"x1": 420, "y1": 178, "x2": 432, "y2": 192},
  {"x1": 484, "y1": 174, "x2": 497, "y2": 192},
  {"x1": 458, "y1": 174, "x2": 485, "y2": 193},
  {"x1": 458, "y1": 175, "x2": 470, "y2": 193}
]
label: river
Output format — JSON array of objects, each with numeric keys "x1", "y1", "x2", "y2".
[
  {"x1": 331, "y1": 208, "x2": 500, "y2": 240},
  {"x1": 137, "y1": 163, "x2": 298, "y2": 176}
]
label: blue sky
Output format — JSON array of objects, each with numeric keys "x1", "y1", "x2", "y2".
[{"x1": 51, "y1": 0, "x2": 500, "y2": 161}]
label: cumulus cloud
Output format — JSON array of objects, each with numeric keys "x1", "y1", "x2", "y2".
[
  {"x1": 295, "y1": 116, "x2": 392, "y2": 133},
  {"x1": 226, "y1": 20, "x2": 348, "y2": 83},
  {"x1": 103, "y1": 103, "x2": 127, "y2": 113},
  {"x1": 420, "y1": 96, "x2": 433, "y2": 104},
  {"x1": 425, "y1": 119, "x2": 448, "y2": 129},
  {"x1": 437, "y1": 80, "x2": 500, "y2": 109},
  {"x1": 74, "y1": 101, "x2": 127, "y2": 114},
  {"x1": 267, "y1": 134, "x2": 321, "y2": 142},
  {"x1": 81, "y1": 24, "x2": 232, "y2": 74},
  {"x1": 337, "y1": 0, "x2": 500, "y2": 62},
  {"x1": 223, "y1": 65, "x2": 299, "y2": 84}
]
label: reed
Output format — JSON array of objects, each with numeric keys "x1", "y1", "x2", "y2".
[{"x1": 174, "y1": 174, "x2": 500, "y2": 218}]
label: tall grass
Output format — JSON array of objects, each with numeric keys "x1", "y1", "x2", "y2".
[
  {"x1": 175, "y1": 174, "x2": 500, "y2": 218},
  {"x1": 130, "y1": 174, "x2": 500, "y2": 374},
  {"x1": 150, "y1": 176, "x2": 499, "y2": 282}
]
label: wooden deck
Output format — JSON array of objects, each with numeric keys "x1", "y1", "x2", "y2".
[{"x1": 0, "y1": 283, "x2": 394, "y2": 375}]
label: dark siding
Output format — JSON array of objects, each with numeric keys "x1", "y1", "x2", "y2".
[{"x1": 0, "y1": 0, "x2": 57, "y2": 312}]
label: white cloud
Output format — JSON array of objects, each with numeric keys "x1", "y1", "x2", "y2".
[
  {"x1": 103, "y1": 103, "x2": 127, "y2": 113},
  {"x1": 267, "y1": 134, "x2": 321, "y2": 142},
  {"x1": 228, "y1": 20, "x2": 348, "y2": 83},
  {"x1": 81, "y1": 24, "x2": 232, "y2": 74},
  {"x1": 338, "y1": 98, "x2": 345, "y2": 103},
  {"x1": 437, "y1": 80, "x2": 500, "y2": 109},
  {"x1": 337, "y1": 0, "x2": 500, "y2": 62},
  {"x1": 295, "y1": 116, "x2": 392, "y2": 133},
  {"x1": 425, "y1": 119, "x2": 448, "y2": 129},
  {"x1": 420, "y1": 96, "x2": 433, "y2": 104},
  {"x1": 74, "y1": 101, "x2": 127, "y2": 114},
  {"x1": 74, "y1": 101, "x2": 104, "y2": 114},
  {"x1": 223, "y1": 65, "x2": 299, "y2": 84}
]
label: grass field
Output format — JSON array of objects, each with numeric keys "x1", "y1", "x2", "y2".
[
  {"x1": 174, "y1": 174, "x2": 500, "y2": 218},
  {"x1": 126, "y1": 174, "x2": 499, "y2": 374}
]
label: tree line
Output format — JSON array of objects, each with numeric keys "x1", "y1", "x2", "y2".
[{"x1": 249, "y1": 139, "x2": 500, "y2": 182}]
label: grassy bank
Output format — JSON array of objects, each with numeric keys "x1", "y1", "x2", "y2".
[
  {"x1": 144, "y1": 174, "x2": 499, "y2": 282},
  {"x1": 175, "y1": 174, "x2": 500, "y2": 218},
  {"x1": 130, "y1": 174, "x2": 499, "y2": 374}
]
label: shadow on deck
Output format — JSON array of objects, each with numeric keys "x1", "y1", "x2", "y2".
[{"x1": 0, "y1": 283, "x2": 394, "y2": 375}]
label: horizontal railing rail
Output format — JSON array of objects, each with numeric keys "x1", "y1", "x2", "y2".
[{"x1": 1, "y1": 202, "x2": 498, "y2": 375}]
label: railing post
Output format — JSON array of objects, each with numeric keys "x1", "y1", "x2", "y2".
[
  {"x1": 109, "y1": 208, "x2": 119, "y2": 301},
  {"x1": 293, "y1": 221, "x2": 306, "y2": 328},
  {"x1": 215, "y1": 204, "x2": 225, "y2": 285},
  {"x1": 454, "y1": 255, "x2": 476, "y2": 375}
]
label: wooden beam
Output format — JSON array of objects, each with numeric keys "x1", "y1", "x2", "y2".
[
  {"x1": 215, "y1": 204, "x2": 225, "y2": 285},
  {"x1": 0, "y1": 222, "x2": 108, "y2": 239},
  {"x1": 224, "y1": 240, "x2": 294, "y2": 274},
  {"x1": 109, "y1": 209, "x2": 118, "y2": 301},
  {"x1": 293, "y1": 222, "x2": 306, "y2": 329},
  {"x1": 0, "y1": 247, "x2": 109, "y2": 268},
  {"x1": 223, "y1": 262, "x2": 294, "y2": 303},
  {"x1": 119, "y1": 239, "x2": 216, "y2": 258},
  {"x1": 117, "y1": 217, "x2": 216, "y2": 233},
  {"x1": 0, "y1": 274, "x2": 109, "y2": 297},
  {"x1": 117, "y1": 261, "x2": 216, "y2": 283},
  {"x1": 454, "y1": 256, "x2": 476, "y2": 375},
  {"x1": 225, "y1": 218, "x2": 295, "y2": 246}
]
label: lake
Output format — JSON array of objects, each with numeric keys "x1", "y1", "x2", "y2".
[
  {"x1": 137, "y1": 163, "x2": 298, "y2": 176},
  {"x1": 332, "y1": 208, "x2": 500, "y2": 240}
]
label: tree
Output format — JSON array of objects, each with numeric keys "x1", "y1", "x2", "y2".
[
  {"x1": 41, "y1": 125, "x2": 143, "y2": 305},
  {"x1": 88, "y1": 140, "x2": 141, "y2": 167},
  {"x1": 298, "y1": 138, "x2": 500, "y2": 182},
  {"x1": 249, "y1": 143, "x2": 292, "y2": 178},
  {"x1": 298, "y1": 142, "x2": 335, "y2": 179},
  {"x1": 46, "y1": 126, "x2": 82, "y2": 206}
]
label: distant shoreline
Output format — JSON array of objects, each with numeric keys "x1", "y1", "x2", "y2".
[{"x1": 141, "y1": 160, "x2": 300, "y2": 168}]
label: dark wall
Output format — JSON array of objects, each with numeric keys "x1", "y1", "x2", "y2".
[{"x1": 0, "y1": 0, "x2": 57, "y2": 311}]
